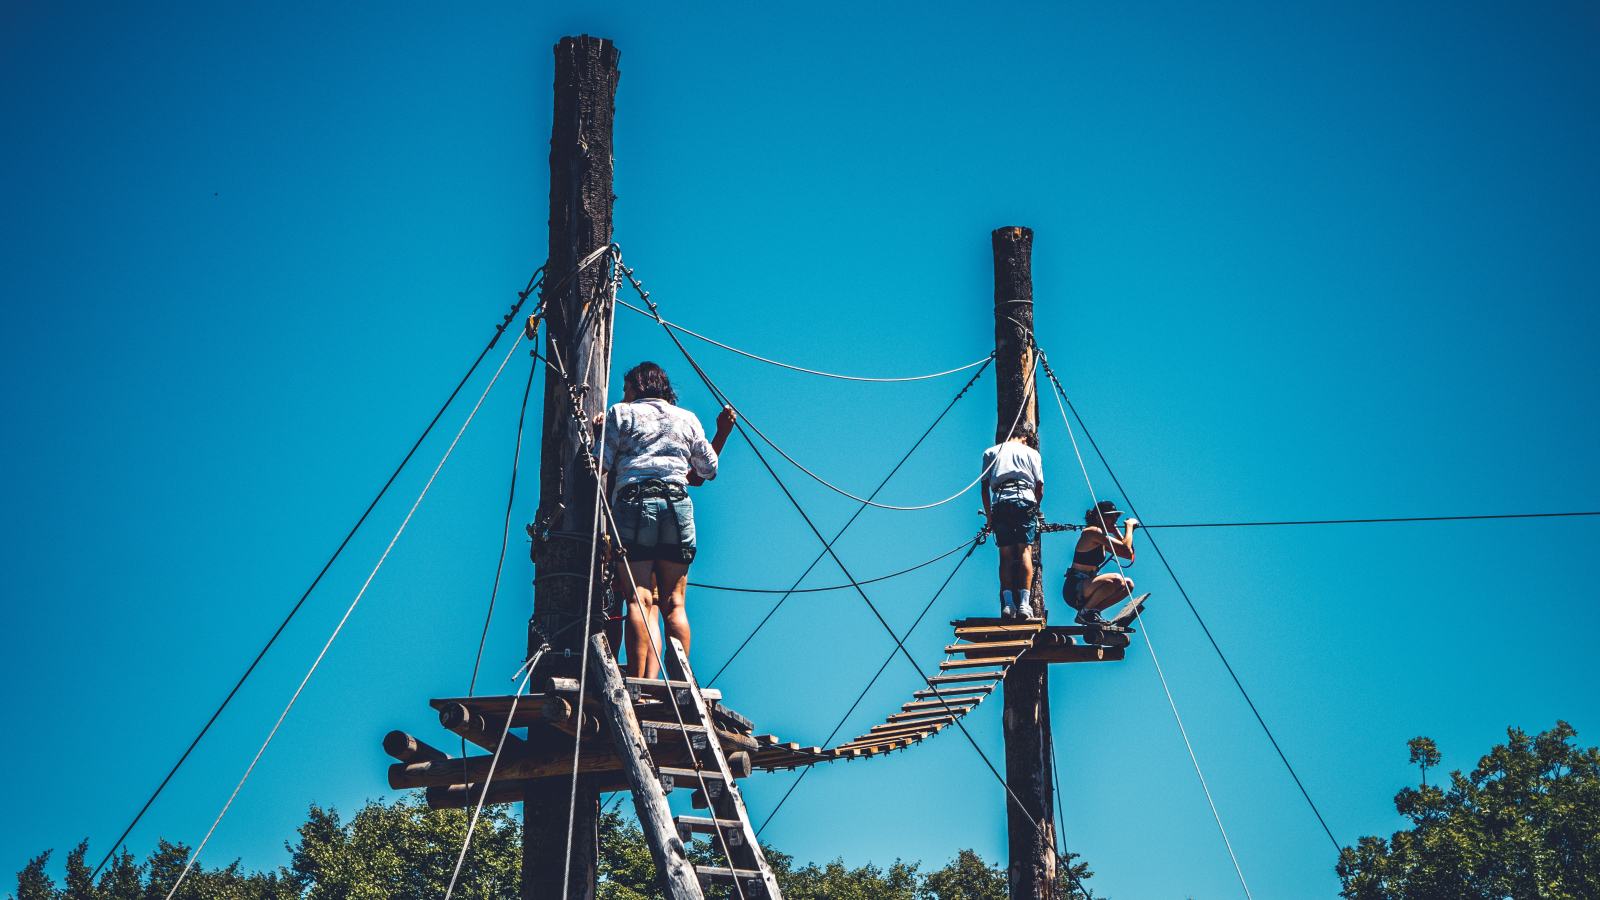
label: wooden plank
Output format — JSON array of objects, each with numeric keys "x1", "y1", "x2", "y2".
[
  {"x1": 886, "y1": 705, "x2": 974, "y2": 723},
  {"x1": 428, "y1": 694, "x2": 546, "y2": 716},
  {"x1": 588, "y1": 633, "x2": 704, "y2": 900},
  {"x1": 939, "y1": 656, "x2": 1018, "y2": 670},
  {"x1": 389, "y1": 743, "x2": 628, "y2": 789},
  {"x1": 382, "y1": 731, "x2": 450, "y2": 763},
  {"x1": 871, "y1": 717, "x2": 952, "y2": 733},
  {"x1": 1107, "y1": 592, "x2": 1151, "y2": 628},
  {"x1": 899, "y1": 697, "x2": 988, "y2": 713},
  {"x1": 950, "y1": 617, "x2": 1045, "y2": 629},
  {"x1": 912, "y1": 686, "x2": 993, "y2": 700},
  {"x1": 927, "y1": 672, "x2": 1004, "y2": 684},
  {"x1": 945, "y1": 639, "x2": 1033, "y2": 653},
  {"x1": 953, "y1": 624, "x2": 1046, "y2": 638},
  {"x1": 1022, "y1": 644, "x2": 1127, "y2": 664}
]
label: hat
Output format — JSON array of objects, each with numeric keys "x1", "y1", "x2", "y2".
[{"x1": 1087, "y1": 500, "x2": 1123, "y2": 520}]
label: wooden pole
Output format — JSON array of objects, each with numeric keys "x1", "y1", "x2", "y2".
[
  {"x1": 525, "y1": 34, "x2": 620, "y2": 900},
  {"x1": 992, "y1": 226, "x2": 1059, "y2": 900}
]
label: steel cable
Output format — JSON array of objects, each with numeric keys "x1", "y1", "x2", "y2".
[{"x1": 90, "y1": 268, "x2": 545, "y2": 879}]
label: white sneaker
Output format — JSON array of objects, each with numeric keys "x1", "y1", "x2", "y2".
[
  {"x1": 1001, "y1": 602, "x2": 1018, "y2": 619},
  {"x1": 1017, "y1": 602, "x2": 1035, "y2": 619}
]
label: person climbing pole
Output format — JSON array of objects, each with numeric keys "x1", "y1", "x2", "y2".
[
  {"x1": 1065, "y1": 500, "x2": 1143, "y2": 625},
  {"x1": 980, "y1": 420, "x2": 1044, "y2": 619},
  {"x1": 602, "y1": 361, "x2": 736, "y2": 678}
]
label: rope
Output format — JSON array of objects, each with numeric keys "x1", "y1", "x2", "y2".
[
  {"x1": 162, "y1": 332, "x2": 526, "y2": 900},
  {"x1": 1142, "y1": 511, "x2": 1600, "y2": 528},
  {"x1": 617, "y1": 297, "x2": 990, "y2": 382},
  {"x1": 560, "y1": 257, "x2": 619, "y2": 900},
  {"x1": 1043, "y1": 348, "x2": 1253, "y2": 898},
  {"x1": 755, "y1": 533, "x2": 983, "y2": 834},
  {"x1": 469, "y1": 360, "x2": 538, "y2": 699},
  {"x1": 705, "y1": 358, "x2": 992, "y2": 685},
  {"x1": 614, "y1": 257, "x2": 1098, "y2": 898},
  {"x1": 1038, "y1": 353, "x2": 1343, "y2": 853},
  {"x1": 442, "y1": 649, "x2": 543, "y2": 900},
  {"x1": 90, "y1": 269, "x2": 545, "y2": 879},
  {"x1": 695, "y1": 538, "x2": 976, "y2": 596}
]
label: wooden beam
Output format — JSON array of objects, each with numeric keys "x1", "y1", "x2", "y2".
[
  {"x1": 1022, "y1": 644, "x2": 1126, "y2": 664},
  {"x1": 588, "y1": 632, "x2": 703, "y2": 900},
  {"x1": 949, "y1": 641, "x2": 1035, "y2": 657},
  {"x1": 939, "y1": 656, "x2": 1018, "y2": 670},
  {"x1": 441, "y1": 703, "x2": 530, "y2": 755},
  {"x1": 383, "y1": 731, "x2": 450, "y2": 763}
]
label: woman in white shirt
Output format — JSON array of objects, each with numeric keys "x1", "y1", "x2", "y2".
[{"x1": 602, "y1": 362, "x2": 734, "y2": 678}]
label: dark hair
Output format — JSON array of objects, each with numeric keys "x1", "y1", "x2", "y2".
[
  {"x1": 999, "y1": 419, "x2": 1038, "y2": 450},
  {"x1": 624, "y1": 362, "x2": 676, "y2": 404}
]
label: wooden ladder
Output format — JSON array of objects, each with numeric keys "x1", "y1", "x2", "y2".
[{"x1": 589, "y1": 633, "x2": 784, "y2": 900}]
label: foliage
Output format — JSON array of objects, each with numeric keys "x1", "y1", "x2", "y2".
[
  {"x1": 1337, "y1": 721, "x2": 1600, "y2": 900},
  {"x1": 16, "y1": 794, "x2": 1097, "y2": 900}
]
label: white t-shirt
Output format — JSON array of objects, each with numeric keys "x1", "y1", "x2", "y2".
[
  {"x1": 603, "y1": 399, "x2": 717, "y2": 493},
  {"x1": 980, "y1": 442, "x2": 1043, "y2": 499}
]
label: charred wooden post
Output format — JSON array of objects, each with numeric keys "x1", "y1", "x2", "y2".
[
  {"x1": 992, "y1": 226, "x2": 1059, "y2": 900},
  {"x1": 525, "y1": 34, "x2": 621, "y2": 900}
]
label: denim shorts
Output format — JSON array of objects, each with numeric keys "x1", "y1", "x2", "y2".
[
  {"x1": 990, "y1": 498, "x2": 1038, "y2": 547},
  {"x1": 614, "y1": 487, "x2": 697, "y2": 564}
]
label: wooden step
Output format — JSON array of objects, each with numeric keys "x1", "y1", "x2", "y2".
[
  {"x1": 674, "y1": 815, "x2": 744, "y2": 845},
  {"x1": 696, "y1": 866, "x2": 766, "y2": 885},
  {"x1": 899, "y1": 697, "x2": 985, "y2": 713},
  {"x1": 953, "y1": 623, "x2": 1046, "y2": 637},
  {"x1": 872, "y1": 717, "x2": 952, "y2": 733},
  {"x1": 939, "y1": 656, "x2": 1018, "y2": 670},
  {"x1": 927, "y1": 672, "x2": 1002, "y2": 684},
  {"x1": 912, "y1": 686, "x2": 993, "y2": 700},
  {"x1": 946, "y1": 640, "x2": 1033, "y2": 655},
  {"x1": 887, "y1": 704, "x2": 974, "y2": 723}
]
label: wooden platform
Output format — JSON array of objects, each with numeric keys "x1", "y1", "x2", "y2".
[{"x1": 382, "y1": 601, "x2": 1134, "y2": 801}]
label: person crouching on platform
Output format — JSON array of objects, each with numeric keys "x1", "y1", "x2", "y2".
[
  {"x1": 1065, "y1": 500, "x2": 1139, "y2": 626},
  {"x1": 602, "y1": 362, "x2": 735, "y2": 679},
  {"x1": 980, "y1": 420, "x2": 1044, "y2": 620}
]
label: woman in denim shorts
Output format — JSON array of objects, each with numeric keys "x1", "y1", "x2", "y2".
[{"x1": 602, "y1": 362, "x2": 735, "y2": 678}]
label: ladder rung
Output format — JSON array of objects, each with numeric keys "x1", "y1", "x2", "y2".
[
  {"x1": 696, "y1": 866, "x2": 765, "y2": 884},
  {"x1": 675, "y1": 815, "x2": 745, "y2": 845},
  {"x1": 658, "y1": 767, "x2": 726, "y2": 781}
]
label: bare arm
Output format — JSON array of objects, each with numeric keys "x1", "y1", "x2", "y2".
[
  {"x1": 981, "y1": 483, "x2": 992, "y2": 522},
  {"x1": 688, "y1": 407, "x2": 736, "y2": 487},
  {"x1": 1106, "y1": 519, "x2": 1139, "y2": 559}
]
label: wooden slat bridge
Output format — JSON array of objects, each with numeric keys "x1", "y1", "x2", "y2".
[{"x1": 382, "y1": 594, "x2": 1146, "y2": 808}]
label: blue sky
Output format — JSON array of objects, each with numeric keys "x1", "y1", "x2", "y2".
[{"x1": 3, "y1": 1, "x2": 1598, "y2": 898}]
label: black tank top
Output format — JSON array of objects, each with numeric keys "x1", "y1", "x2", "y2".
[{"x1": 1072, "y1": 539, "x2": 1109, "y2": 570}]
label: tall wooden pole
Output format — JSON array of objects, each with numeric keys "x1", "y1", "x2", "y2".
[
  {"x1": 992, "y1": 226, "x2": 1059, "y2": 900},
  {"x1": 525, "y1": 35, "x2": 620, "y2": 900}
]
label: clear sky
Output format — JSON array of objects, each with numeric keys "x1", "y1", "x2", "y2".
[{"x1": 3, "y1": 1, "x2": 1598, "y2": 898}]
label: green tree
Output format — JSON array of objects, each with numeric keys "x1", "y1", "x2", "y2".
[{"x1": 1337, "y1": 721, "x2": 1600, "y2": 900}]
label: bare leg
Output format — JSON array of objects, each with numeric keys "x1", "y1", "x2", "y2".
[
  {"x1": 655, "y1": 559, "x2": 691, "y2": 659},
  {"x1": 998, "y1": 545, "x2": 1017, "y2": 592},
  {"x1": 624, "y1": 559, "x2": 658, "y2": 678},
  {"x1": 1085, "y1": 573, "x2": 1135, "y2": 612},
  {"x1": 1016, "y1": 545, "x2": 1034, "y2": 596}
]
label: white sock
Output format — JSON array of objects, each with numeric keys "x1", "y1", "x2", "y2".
[
  {"x1": 1019, "y1": 590, "x2": 1031, "y2": 611},
  {"x1": 1002, "y1": 590, "x2": 1014, "y2": 608}
]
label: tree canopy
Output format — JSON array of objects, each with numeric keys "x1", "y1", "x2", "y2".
[
  {"x1": 11, "y1": 795, "x2": 1097, "y2": 900},
  {"x1": 1337, "y1": 721, "x2": 1600, "y2": 900}
]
